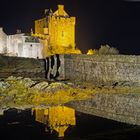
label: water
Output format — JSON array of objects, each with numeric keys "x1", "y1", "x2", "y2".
[{"x1": 0, "y1": 107, "x2": 140, "y2": 140}]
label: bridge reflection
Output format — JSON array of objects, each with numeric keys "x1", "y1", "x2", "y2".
[{"x1": 32, "y1": 106, "x2": 76, "y2": 137}]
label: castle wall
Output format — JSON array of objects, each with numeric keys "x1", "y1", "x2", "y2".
[
  {"x1": 48, "y1": 16, "x2": 76, "y2": 51},
  {"x1": 1, "y1": 54, "x2": 140, "y2": 85},
  {"x1": 7, "y1": 34, "x2": 23, "y2": 56},
  {"x1": 63, "y1": 54, "x2": 140, "y2": 85},
  {"x1": 35, "y1": 18, "x2": 46, "y2": 35},
  {"x1": 21, "y1": 43, "x2": 43, "y2": 58},
  {"x1": 0, "y1": 28, "x2": 7, "y2": 54},
  {"x1": 7, "y1": 34, "x2": 43, "y2": 58}
]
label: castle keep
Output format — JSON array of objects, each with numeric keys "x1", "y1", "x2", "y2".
[{"x1": 32, "y1": 5, "x2": 81, "y2": 57}]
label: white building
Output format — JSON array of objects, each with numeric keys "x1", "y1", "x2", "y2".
[
  {"x1": 0, "y1": 27, "x2": 43, "y2": 59},
  {"x1": 0, "y1": 28, "x2": 7, "y2": 54}
]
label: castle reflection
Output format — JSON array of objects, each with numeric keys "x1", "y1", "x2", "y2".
[{"x1": 32, "y1": 106, "x2": 76, "y2": 137}]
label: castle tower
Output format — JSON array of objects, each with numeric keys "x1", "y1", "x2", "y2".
[{"x1": 32, "y1": 5, "x2": 81, "y2": 57}]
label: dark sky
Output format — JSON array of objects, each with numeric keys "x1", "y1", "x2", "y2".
[{"x1": 0, "y1": 0, "x2": 140, "y2": 54}]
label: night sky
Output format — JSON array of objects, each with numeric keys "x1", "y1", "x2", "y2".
[{"x1": 0, "y1": 0, "x2": 140, "y2": 54}]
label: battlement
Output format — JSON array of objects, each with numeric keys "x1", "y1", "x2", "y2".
[{"x1": 50, "y1": 16, "x2": 75, "y2": 24}]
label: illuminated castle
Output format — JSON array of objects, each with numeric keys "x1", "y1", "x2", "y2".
[
  {"x1": 0, "y1": 5, "x2": 81, "y2": 58},
  {"x1": 32, "y1": 106, "x2": 76, "y2": 137},
  {"x1": 32, "y1": 5, "x2": 81, "y2": 57}
]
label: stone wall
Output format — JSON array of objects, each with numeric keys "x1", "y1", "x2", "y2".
[
  {"x1": 0, "y1": 55, "x2": 64, "y2": 80},
  {"x1": 63, "y1": 54, "x2": 140, "y2": 85},
  {"x1": 67, "y1": 92, "x2": 140, "y2": 125},
  {"x1": 0, "y1": 55, "x2": 46, "y2": 79},
  {"x1": 1, "y1": 54, "x2": 140, "y2": 84}
]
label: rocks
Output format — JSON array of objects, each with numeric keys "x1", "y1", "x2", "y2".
[
  {"x1": 0, "y1": 76, "x2": 95, "y2": 109},
  {"x1": 19, "y1": 78, "x2": 36, "y2": 88},
  {"x1": 30, "y1": 81, "x2": 70, "y2": 93},
  {"x1": 32, "y1": 81, "x2": 49, "y2": 90},
  {"x1": 45, "y1": 82, "x2": 69, "y2": 93},
  {"x1": 6, "y1": 76, "x2": 19, "y2": 81},
  {"x1": 0, "y1": 81, "x2": 10, "y2": 89},
  {"x1": 47, "y1": 82, "x2": 68, "y2": 90},
  {"x1": 4, "y1": 76, "x2": 36, "y2": 88},
  {"x1": 1, "y1": 75, "x2": 140, "y2": 122}
]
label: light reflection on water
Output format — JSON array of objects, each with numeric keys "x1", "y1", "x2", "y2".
[
  {"x1": 0, "y1": 107, "x2": 140, "y2": 140},
  {"x1": 32, "y1": 106, "x2": 76, "y2": 137}
]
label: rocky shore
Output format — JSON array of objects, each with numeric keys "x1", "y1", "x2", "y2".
[
  {"x1": 0, "y1": 76, "x2": 94, "y2": 110},
  {"x1": 1, "y1": 76, "x2": 140, "y2": 111}
]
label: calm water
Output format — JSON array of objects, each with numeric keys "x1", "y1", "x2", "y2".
[{"x1": 0, "y1": 108, "x2": 140, "y2": 140}]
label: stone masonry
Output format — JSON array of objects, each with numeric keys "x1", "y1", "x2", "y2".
[
  {"x1": 63, "y1": 54, "x2": 140, "y2": 85},
  {"x1": 67, "y1": 92, "x2": 140, "y2": 125},
  {"x1": 1, "y1": 54, "x2": 140, "y2": 84}
]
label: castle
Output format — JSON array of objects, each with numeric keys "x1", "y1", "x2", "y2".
[
  {"x1": 32, "y1": 4, "x2": 81, "y2": 57},
  {"x1": 0, "y1": 5, "x2": 81, "y2": 58}
]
